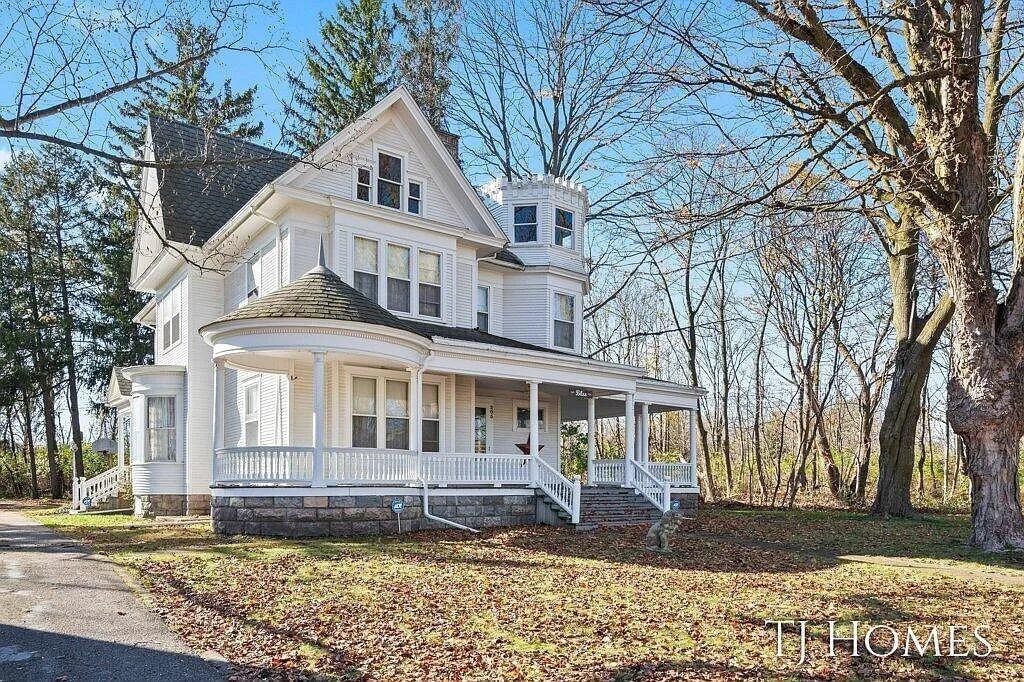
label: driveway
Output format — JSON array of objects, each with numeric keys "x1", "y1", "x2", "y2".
[{"x1": 0, "y1": 510, "x2": 226, "y2": 682}]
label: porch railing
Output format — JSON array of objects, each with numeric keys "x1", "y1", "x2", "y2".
[
  {"x1": 422, "y1": 453, "x2": 532, "y2": 486},
  {"x1": 214, "y1": 446, "x2": 313, "y2": 484},
  {"x1": 646, "y1": 461, "x2": 695, "y2": 487},
  {"x1": 590, "y1": 458, "x2": 625, "y2": 485},
  {"x1": 535, "y1": 456, "x2": 581, "y2": 523},
  {"x1": 323, "y1": 447, "x2": 420, "y2": 485},
  {"x1": 72, "y1": 466, "x2": 129, "y2": 512},
  {"x1": 628, "y1": 460, "x2": 671, "y2": 513}
]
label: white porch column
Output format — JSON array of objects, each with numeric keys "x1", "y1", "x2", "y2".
[
  {"x1": 624, "y1": 392, "x2": 635, "y2": 485},
  {"x1": 641, "y1": 402, "x2": 650, "y2": 463},
  {"x1": 311, "y1": 351, "x2": 326, "y2": 487},
  {"x1": 211, "y1": 359, "x2": 225, "y2": 483},
  {"x1": 586, "y1": 396, "x2": 596, "y2": 482},
  {"x1": 408, "y1": 366, "x2": 422, "y2": 453},
  {"x1": 528, "y1": 380, "x2": 540, "y2": 484},
  {"x1": 689, "y1": 407, "x2": 698, "y2": 487}
]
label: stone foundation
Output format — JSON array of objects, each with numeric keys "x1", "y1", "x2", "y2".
[
  {"x1": 186, "y1": 494, "x2": 211, "y2": 516},
  {"x1": 134, "y1": 494, "x2": 187, "y2": 518},
  {"x1": 211, "y1": 493, "x2": 539, "y2": 538},
  {"x1": 670, "y1": 492, "x2": 699, "y2": 517}
]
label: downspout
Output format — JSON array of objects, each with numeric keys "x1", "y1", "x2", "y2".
[{"x1": 420, "y1": 479, "x2": 478, "y2": 533}]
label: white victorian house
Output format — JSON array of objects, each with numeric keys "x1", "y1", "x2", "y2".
[{"x1": 83, "y1": 87, "x2": 704, "y2": 536}]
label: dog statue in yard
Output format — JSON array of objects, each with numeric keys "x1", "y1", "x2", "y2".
[{"x1": 644, "y1": 509, "x2": 685, "y2": 553}]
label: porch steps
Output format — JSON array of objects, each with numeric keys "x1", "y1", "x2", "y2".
[{"x1": 577, "y1": 486, "x2": 662, "y2": 527}]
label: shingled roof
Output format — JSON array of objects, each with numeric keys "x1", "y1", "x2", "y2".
[
  {"x1": 149, "y1": 115, "x2": 296, "y2": 245},
  {"x1": 203, "y1": 260, "x2": 569, "y2": 356}
]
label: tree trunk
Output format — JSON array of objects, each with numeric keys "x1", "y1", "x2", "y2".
[
  {"x1": 21, "y1": 391, "x2": 38, "y2": 499},
  {"x1": 961, "y1": 425, "x2": 1024, "y2": 551},
  {"x1": 53, "y1": 212, "x2": 85, "y2": 479}
]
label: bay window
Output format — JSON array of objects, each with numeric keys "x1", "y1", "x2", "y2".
[
  {"x1": 421, "y1": 383, "x2": 440, "y2": 452},
  {"x1": 377, "y1": 152, "x2": 402, "y2": 209},
  {"x1": 554, "y1": 208, "x2": 574, "y2": 248},
  {"x1": 513, "y1": 205, "x2": 537, "y2": 242},
  {"x1": 387, "y1": 244, "x2": 411, "y2": 312},
  {"x1": 353, "y1": 236, "x2": 379, "y2": 302},
  {"x1": 418, "y1": 251, "x2": 441, "y2": 317},
  {"x1": 145, "y1": 396, "x2": 176, "y2": 461},
  {"x1": 385, "y1": 380, "x2": 410, "y2": 449},
  {"x1": 351, "y1": 377, "x2": 377, "y2": 447},
  {"x1": 476, "y1": 286, "x2": 489, "y2": 332},
  {"x1": 554, "y1": 293, "x2": 575, "y2": 349}
]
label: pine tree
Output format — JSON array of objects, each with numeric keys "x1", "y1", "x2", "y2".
[
  {"x1": 395, "y1": 0, "x2": 460, "y2": 131},
  {"x1": 112, "y1": 19, "x2": 263, "y2": 151},
  {"x1": 286, "y1": 0, "x2": 396, "y2": 152}
]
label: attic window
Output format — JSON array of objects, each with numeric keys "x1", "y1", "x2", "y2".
[
  {"x1": 377, "y1": 152, "x2": 402, "y2": 209},
  {"x1": 356, "y1": 167, "x2": 371, "y2": 202},
  {"x1": 245, "y1": 252, "x2": 260, "y2": 300},
  {"x1": 408, "y1": 181, "x2": 421, "y2": 215}
]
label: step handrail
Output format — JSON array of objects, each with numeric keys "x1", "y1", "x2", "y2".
[
  {"x1": 72, "y1": 466, "x2": 128, "y2": 511},
  {"x1": 534, "y1": 456, "x2": 581, "y2": 524},
  {"x1": 628, "y1": 460, "x2": 671, "y2": 513}
]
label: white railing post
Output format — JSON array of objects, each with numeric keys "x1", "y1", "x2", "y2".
[
  {"x1": 528, "y1": 380, "x2": 539, "y2": 485},
  {"x1": 689, "y1": 407, "x2": 698, "y2": 489},
  {"x1": 71, "y1": 476, "x2": 79, "y2": 510},
  {"x1": 571, "y1": 476, "x2": 582, "y2": 524},
  {"x1": 311, "y1": 351, "x2": 326, "y2": 488},
  {"x1": 624, "y1": 392, "x2": 635, "y2": 486},
  {"x1": 586, "y1": 396, "x2": 596, "y2": 484},
  {"x1": 663, "y1": 480, "x2": 672, "y2": 512}
]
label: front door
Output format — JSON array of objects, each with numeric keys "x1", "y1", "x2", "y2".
[{"x1": 473, "y1": 403, "x2": 492, "y2": 453}]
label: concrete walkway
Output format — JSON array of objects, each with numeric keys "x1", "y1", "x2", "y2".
[{"x1": 0, "y1": 510, "x2": 226, "y2": 682}]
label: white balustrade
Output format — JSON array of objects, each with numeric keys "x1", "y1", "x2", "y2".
[
  {"x1": 323, "y1": 448, "x2": 420, "y2": 485},
  {"x1": 590, "y1": 458, "x2": 625, "y2": 484},
  {"x1": 629, "y1": 460, "x2": 671, "y2": 512},
  {"x1": 213, "y1": 446, "x2": 313, "y2": 484},
  {"x1": 535, "y1": 457, "x2": 581, "y2": 523},
  {"x1": 72, "y1": 466, "x2": 129, "y2": 511},
  {"x1": 422, "y1": 453, "x2": 532, "y2": 486},
  {"x1": 646, "y1": 461, "x2": 695, "y2": 486}
]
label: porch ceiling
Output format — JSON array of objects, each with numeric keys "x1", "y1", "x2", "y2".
[{"x1": 560, "y1": 395, "x2": 685, "y2": 422}]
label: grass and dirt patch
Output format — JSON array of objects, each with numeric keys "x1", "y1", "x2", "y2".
[{"x1": 22, "y1": 505, "x2": 1024, "y2": 680}]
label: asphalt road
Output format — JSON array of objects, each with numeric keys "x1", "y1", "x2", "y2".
[{"x1": 0, "y1": 510, "x2": 227, "y2": 682}]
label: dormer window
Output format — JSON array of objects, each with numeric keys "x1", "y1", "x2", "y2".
[
  {"x1": 377, "y1": 152, "x2": 402, "y2": 209},
  {"x1": 555, "y1": 208, "x2": 574, "y2": 248},
  {"x1": 513, "y1": 205, "x2": 537, "y2": 242},
  {"x1": 356, "y1": 167, "x2": 372, "y2": 202},
  {"x1": 408, "y1": 181, "x2": 421, "y2": 215}
]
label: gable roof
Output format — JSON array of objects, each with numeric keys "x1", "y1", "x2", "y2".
[
  {"x1": 148, "y1": 115, "x2": 295, "y2": 245},
  {"x1": 201, "y1": 261, "x2": 567, "y2": 356}
]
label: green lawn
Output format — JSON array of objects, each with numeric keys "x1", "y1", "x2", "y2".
[{"x1": 27, "y1": 506, "x2": 1024, "y2": 680}]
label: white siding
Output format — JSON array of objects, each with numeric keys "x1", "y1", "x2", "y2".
[
  {"x1": 474, "y1": 387, "x2": 560, "y2": 469},
  {"x1": 290, "y1": 227, "x2": 322, "y2": 281},
  {"x1": 455, "y1": 251, "x2": 475, "y2": 328},
  {"x1": 184, "y1": 270, "x2": 222, "y2": 492},
  {"x1": 453, "y1": 375, "x2": 474, "y2": 452},
  {"x1": 477, "y1": 265, "x2": 504, "y2": 336}
]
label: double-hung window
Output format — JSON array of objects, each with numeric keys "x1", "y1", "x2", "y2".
[
  {"x1": 408, "y1": 181, "x2": 421, "y2": 215},
  {"x1": 387, "y1": 244, "x2": 411, "y2": 313},
  {"x1": 515, "y1": 404, "x2": 546, "y2": 431},
  {"x1": 145, "y1": 396, "x2": 176, "y2": 461},
  {"x1": 351, "y1": 377, "x2": 377, "y2": 448},
  {"x1": 356, "y1": 167, "x2": 372, "y2": 202},
  {"x1": 418, "y1": 251, "x2": 441, "y2": 317},
  {"x1": 554, "y1": 208, "x2": 574, "y2": 248},
  {"x1": 554, "y1": 293, "x2": 575, "y2": 349},
  {"x1": 377, "y1": 152, "x2": 402, "y2": 209},
  {"x1": 513, "y1": 205, "x2": 538, "y2": 242},
  {"x1": 353, "y1": 236, "x2": 379, "y2": 302},
  {"x1": 421, "y1": 383, "x2": 440, "y2": 452},
  {"x1": 476, "y1": 286, "x2": 489, "y2": 332},
  {"x1": 160, "y1": 285, "x2": 181, "y2": 351},
  {"x1": 385, "y1": 380, "x2": 410, "y2": 449},
  {"x1": 245, "y1": 252, "x2": 261, "y2": 300},
  {"x1": 243, "y1": 383, "x2": 259, "y2": 446}
]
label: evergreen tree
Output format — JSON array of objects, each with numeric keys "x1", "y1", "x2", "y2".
[
  {"x1": 112, "y1": 19, "x2": 264, "y2": 151},
  {"x1": 395, "y1": 0, "x2": 460, "y2": 131},
  {"x1": 286, "y1": 0, "x2": 396, "y2": 152}
]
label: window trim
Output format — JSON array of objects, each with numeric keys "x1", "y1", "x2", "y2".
[
  {"x1": 512, "y1": 400, "x2": 549, "y2": 433},
  {"x1": 375, "y1": 150, "x2": 404, "y2": 210},
  {"x1": 352, "y1": 235, "x2": 380, "y2": 303},
  {"x1": 386, "y1": 243, "x2": 412, "y2": 313},
  {"x1": 144, "y1": 395, "x2": 178, "y2": 462},
  {"x1": 554, "y1": 206, "x2": 575, "y2": 249},
  {"x1": 553, "y1": 292, "x2": 576, "y2": 350},
  {"x1": 476, "y1": 285, "x2": 490, "y2": 332},
  {"x1": 242, "y1": 380, "x2": 260, "y2": 446},
  {"x1": 159, "y1": 282, "x2": 182, "y2": 352},
  {"x1": 512, "y1": 204, "x2": 539, "y2": 243},
  {"x1": 407, "y1": 179, "x2": 422, "y2": 215}
]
